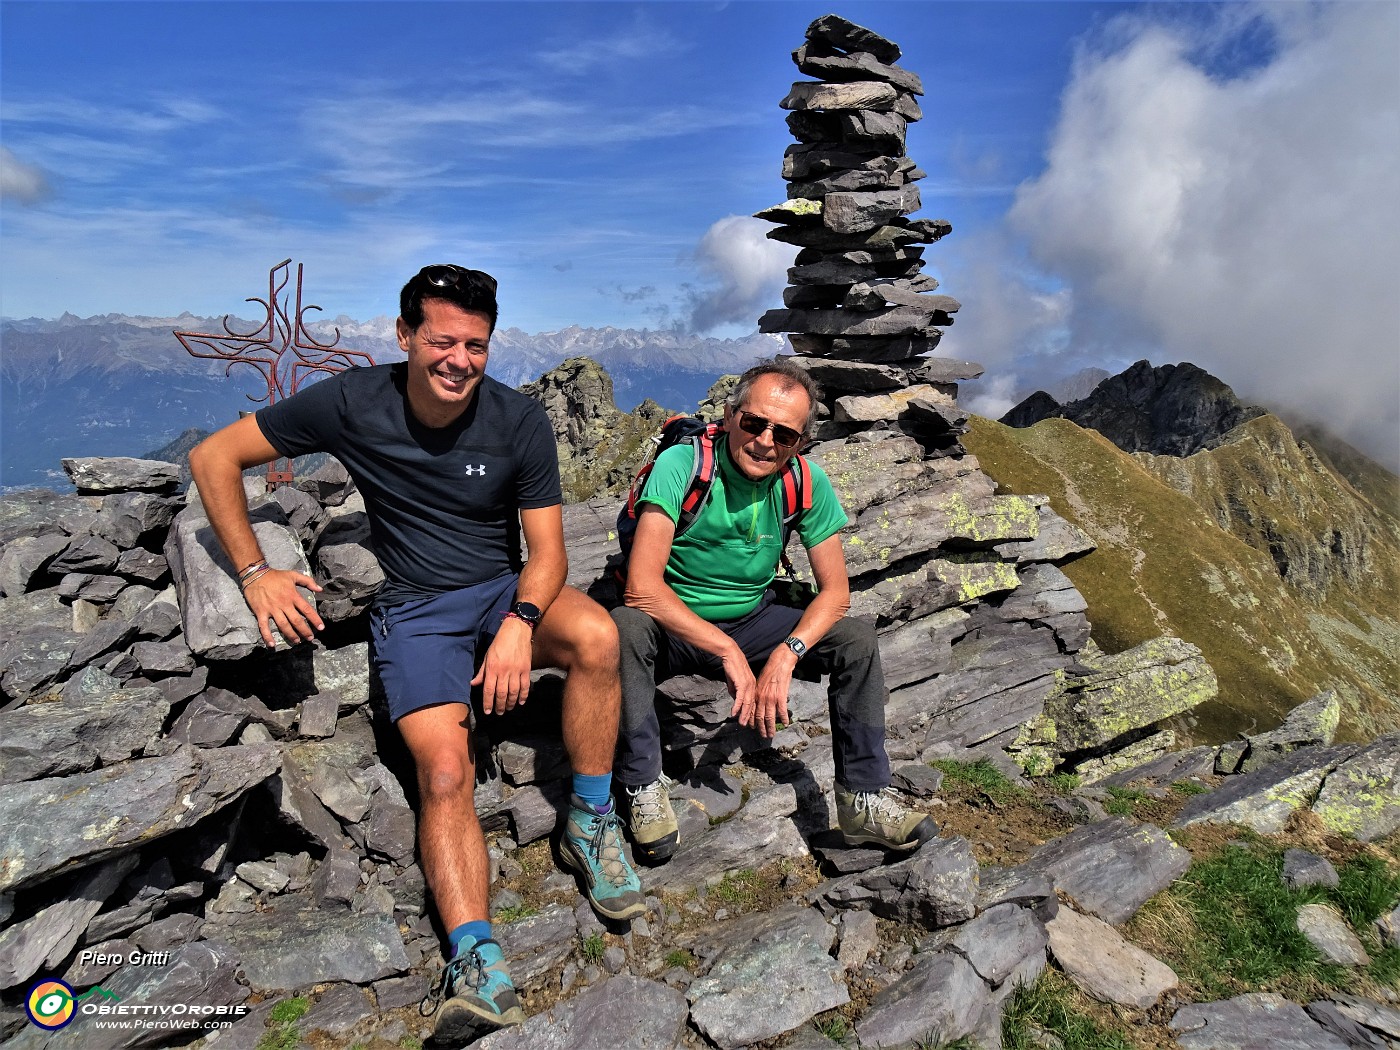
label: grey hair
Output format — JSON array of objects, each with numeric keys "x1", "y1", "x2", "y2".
[{"x1": 728, "y1": 359, "x2": 823, "y2": 433}]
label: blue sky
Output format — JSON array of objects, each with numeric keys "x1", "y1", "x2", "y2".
[{"x1": 2, "y1": 1, "x2": 1398, "y2": 463}]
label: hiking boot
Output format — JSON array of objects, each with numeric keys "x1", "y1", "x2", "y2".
[
  {"x1": 835, "y1": 786, "x2": 938, "y2": 852},
  {"x1": 424, "y1": 935, "x2": 524, "y2": 1042},
  {"x1": 620, "y1": 775, "x2": 680, "y2": 864},
  {"x1": 560, "y1": 795, "x2": 647, "y2": 921}
]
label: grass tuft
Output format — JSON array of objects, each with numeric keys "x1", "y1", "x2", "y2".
[
  {"x1": 494, "y1": 902, "x2": 538, "y2": 924},
  {"x1": 580, "y1": 931, "x2": 606, "y2": 965},
  {"x1": 1001, "y1": 970, "x2": 1133, "y2": 1050},
  {"x1": 1333, "y1": 853, "x2": 1400, "y2": 929},
  {"x1": 930, "y1": 758, "x2": 1031, "y2": 805},
  {"x1": 1131, "y1": 842, "x2": 1348, "y2": 999},
  {"x1": 663, "y1": 948, "x2": 697, "y2": 971},
  {"x1": 1104, "y1": 786, "x2": 1149, "y2": 816},
  {"x1": 256, "y1": 997, "x2": 310, "y2": 1050}
]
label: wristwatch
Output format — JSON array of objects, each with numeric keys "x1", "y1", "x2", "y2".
[
  {"x1": 783, "y1": 636, "x2": 807, "y2": 657},
  {"x1": 508, "y1": 601, "x2": 543, "y2": 630}
]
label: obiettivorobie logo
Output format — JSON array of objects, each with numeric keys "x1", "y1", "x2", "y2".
[
  {"x1": 25, "y1": 980, "x2": 119, "y2": 1031},
  {"x1": 25, "y1": 978, "x2": 248, "y2": 1034}
]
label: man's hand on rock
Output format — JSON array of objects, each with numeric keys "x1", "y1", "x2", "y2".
[{"x1": 243, "y1": 569, "x2": 324, "y2": 648}]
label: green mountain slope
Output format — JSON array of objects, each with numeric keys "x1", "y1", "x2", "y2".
[{"x1": 965, "y1": 415, "x2": 1399, "y2": 741}]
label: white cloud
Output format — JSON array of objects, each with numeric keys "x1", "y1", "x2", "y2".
[
  {"x1": 1006, "y1": 2, "x2": 1400, "y2": 466},
  {"x1": 0, "y1": 146, "x2": 50, "y2": 204},
  {"x1": 536, "y1": 17, "x2": 684, "y2": 74},
  {"x1": 684, "y1": 215, "x2": 795, "y2": 333}
]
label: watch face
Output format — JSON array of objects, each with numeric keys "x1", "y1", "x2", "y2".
[
  {"x1": 513, "y1": 601, "x2": 542, "y2": 624},
  {"x1": 785, "y1": 636, "x2": 806, "y2": 656}
]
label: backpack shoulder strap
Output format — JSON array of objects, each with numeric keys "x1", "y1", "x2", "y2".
[
  {"x1": 675, "y1": 425, "x2": 721, "y2": 538},
  {"x1": 775, "y1": 453, "x2": 813, "y2": 576}
]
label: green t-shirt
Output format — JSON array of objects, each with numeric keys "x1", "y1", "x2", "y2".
[{"x1": 637, "y1": 440, "x2": 849, "y2": 621}]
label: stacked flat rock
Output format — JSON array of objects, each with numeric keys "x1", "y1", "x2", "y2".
[{"x1": 755, "y1": 14, "x2": 980, "y2": 453}]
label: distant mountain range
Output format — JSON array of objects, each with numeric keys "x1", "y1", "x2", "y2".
[{"x1": 0, "y1": 312, "x2": 780, "y2": 491}]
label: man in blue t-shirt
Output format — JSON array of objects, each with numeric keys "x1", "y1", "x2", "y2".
[
  {"x1": 613, "y1": 360, "x2": 937, "y2": 864},
  {"x1": 189, "y1": 264, "x2": 641, "y2": 1042}
]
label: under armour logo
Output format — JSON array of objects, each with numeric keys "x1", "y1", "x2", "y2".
[{"x1": 464, "y1": 465, "x2": 487, "y2": 477}]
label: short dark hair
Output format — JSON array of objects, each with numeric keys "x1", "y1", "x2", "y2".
[
  {"x1": 399, "y1": 264, "x2": 499, "y2": 333},
  {"x1": 729, "y1": 359, "x2": 823, "y2": 433}
]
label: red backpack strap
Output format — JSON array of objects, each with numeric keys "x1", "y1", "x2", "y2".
[
  {"x1": 779, "y1": 454, "x2": 813, "y2": 521},
  {"x1": 675, "y1": 426, "x2": 720, "y2": 536}
]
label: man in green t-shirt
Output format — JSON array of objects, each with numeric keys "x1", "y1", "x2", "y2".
[{"x1": 612, "y1": 360, "x2": 936, "y2": 863}]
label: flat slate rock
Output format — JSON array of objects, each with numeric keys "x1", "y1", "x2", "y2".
[
  {"x1": 0, "y1": 744, "x2": 280, "y2": 894},
  {"x1": 477, "y1": 974, "x2": 689, "y2": 1049},
  {"x1": 1171, "y1": 992, "x2": 1351, "y2": 1050},
  {"x1": 6, "y1": 941, "x2": 248, "y2": 1049},
  {"x1": 1175, "y1": 744, "x2": 1360, "y2": 835},
  {"x1": 62, "y1": 456, "x2": 179, "y2": 494},
  {"x1": 300, "y1": 983, "x2": 376, "y2": 1036},
  {"x1": 817, "y1": 834, "x2": 978, "y2": 929},
  {"x1": 1309, "y1": 733, "x2": 1400, "y2": 842},
  {"x1": 1296, "y1": 904, "x2": 1371, "y2": 967},
  {"x1": 206, "y1": 906, "x2": 409, "y2": 990},
  {"x1": 686, "y1": 906, "x2": 848, "y2": 1049},
  {"x1": 1045, "y1": 905, "x2": 1178, "y2": 1008},
  {"x1": 1326, "y1": 993, "x2": 1400, "y2": 1040},
  {"x1": 1006, "y1": 817, "x2": 1190, "y2": 925},
  {"x1": 856, "y1": 950, "x2": 991, "y2": 1050},
  {"x1": 0, "y1": 686, "x2": 169, "y2": 784},
  {"x1": 644, "y1": 784, "x2": 810, "y2": 894},
  {"x1": 1283, "y1": 848, "x2": 1340, "y2": 890},
  {"x1": 950, "y1": 903, "x2": 1047, "y2": 989}
]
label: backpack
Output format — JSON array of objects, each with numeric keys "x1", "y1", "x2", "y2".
[{"x1": 614, "y1": 415, "x2": 813, "y2": 584}]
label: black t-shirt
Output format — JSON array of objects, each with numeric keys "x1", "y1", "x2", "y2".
[{"x1": 256, "y1": 364, "x2": 561, "y2": 603}]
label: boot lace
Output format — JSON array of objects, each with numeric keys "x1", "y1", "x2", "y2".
[
  {"x1": 853, "y1": 788, "x2": 913, "y2": 827},
  {"x1": 580, "y1": 807, "x2": 633, "y2": 888},
  {"x1": 625, "y1": 774, "x2": 675, "y2": 827},
  {"x1": 420, "y1": 939, "x2": 504, "y2": 1016}
]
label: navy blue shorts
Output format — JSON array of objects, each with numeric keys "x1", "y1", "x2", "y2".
[{"x1": 369, "y1": 573, "x2": 519, "y2": 722}]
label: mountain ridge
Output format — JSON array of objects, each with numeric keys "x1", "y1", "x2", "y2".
[{"x1": 0, "y1": 314, "x2": 779, "y2": 491}]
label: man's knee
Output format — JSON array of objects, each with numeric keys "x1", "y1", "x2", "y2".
[
  {"x1": 558, "y1": 603, "x2": 619, "y2": 672},
  {"x1": 822, "y1": 617, "x2": 879, "y2": 662},
  {"x1": 415, "y1": 752, "x2": 476, "y2": 807},
  {"x1": 612, "y1": 605, "x2": 661, "y2": 654}
]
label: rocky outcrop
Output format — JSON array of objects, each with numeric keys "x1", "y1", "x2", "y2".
[
  {"x1": 1000, "y1": 360, "x2": 1266, "y2": 457},
  {"x1": 519, "y1": 357, "x2": 673, "y2": 504}
]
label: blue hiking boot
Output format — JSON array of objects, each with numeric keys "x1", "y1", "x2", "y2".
[
  {"x1": 423, "y1": 935, "x2": 524, "y2": 1042},
  {"x1": 559, "y1": 794, "x2": 646, "y2": 921}
]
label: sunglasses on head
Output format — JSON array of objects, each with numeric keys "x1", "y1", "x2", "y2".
[
  {"x1": 418, "y1": 264, "x2": 498, "y2": 295},
  {"x1": 735, "y1": 409, "x2": 804, "y2": 449}
]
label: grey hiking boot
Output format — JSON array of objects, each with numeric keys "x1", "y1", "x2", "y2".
[
  {"x1": 560, "y1": 795, "x2": 647, "y2": 921},
  {"x1": 621, "y1": 774, "x2": 680, "y2": 864},
  {"x1": 835, "y1": 786, "x2": 938, "y2": 852},
  {"x1": 423, "y1": 935, "x2": 524, "y2": 1042}
]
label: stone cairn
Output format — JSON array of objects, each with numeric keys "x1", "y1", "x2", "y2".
[
  {"x1": 2, "y1": 17, "x2": 1397, "y2": 1049},
  {"x1": 755, "y1": 13, "x2": 977, "y2": 457}
]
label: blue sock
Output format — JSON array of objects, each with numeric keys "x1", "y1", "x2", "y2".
[
  {"x1": 448, "y1": 920, "x2": 492, "y2": 958},
  {"x1": 573, "y1": 772, "x2": 613, "y2": 812}
]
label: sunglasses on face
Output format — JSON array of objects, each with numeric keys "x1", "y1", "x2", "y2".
[
  {"x1": 418, "y1": 264, "x2": 498, "y2": 295},
  {"x1": 735, "y1": 409, "x2": 804, "y2": 449}
]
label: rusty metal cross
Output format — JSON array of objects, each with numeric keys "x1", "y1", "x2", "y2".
[{"x1": 174, "y1": 259, "x2": 376, "y2": 487}]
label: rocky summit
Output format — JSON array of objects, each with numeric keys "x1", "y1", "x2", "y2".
[{"x1": 1, "y1": 14, "x2": 1397, "y2": 1050}]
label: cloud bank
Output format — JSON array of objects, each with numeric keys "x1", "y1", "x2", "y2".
[
  {"x1": 0, "y1": 146, "x2": 51, "y2": 204},
  {"x1": 684, "y1": 215, "x2": 795, "y2": 334},
  {"x1": 996, "y1": 2, "x2": 1399, "y2": 467}
]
